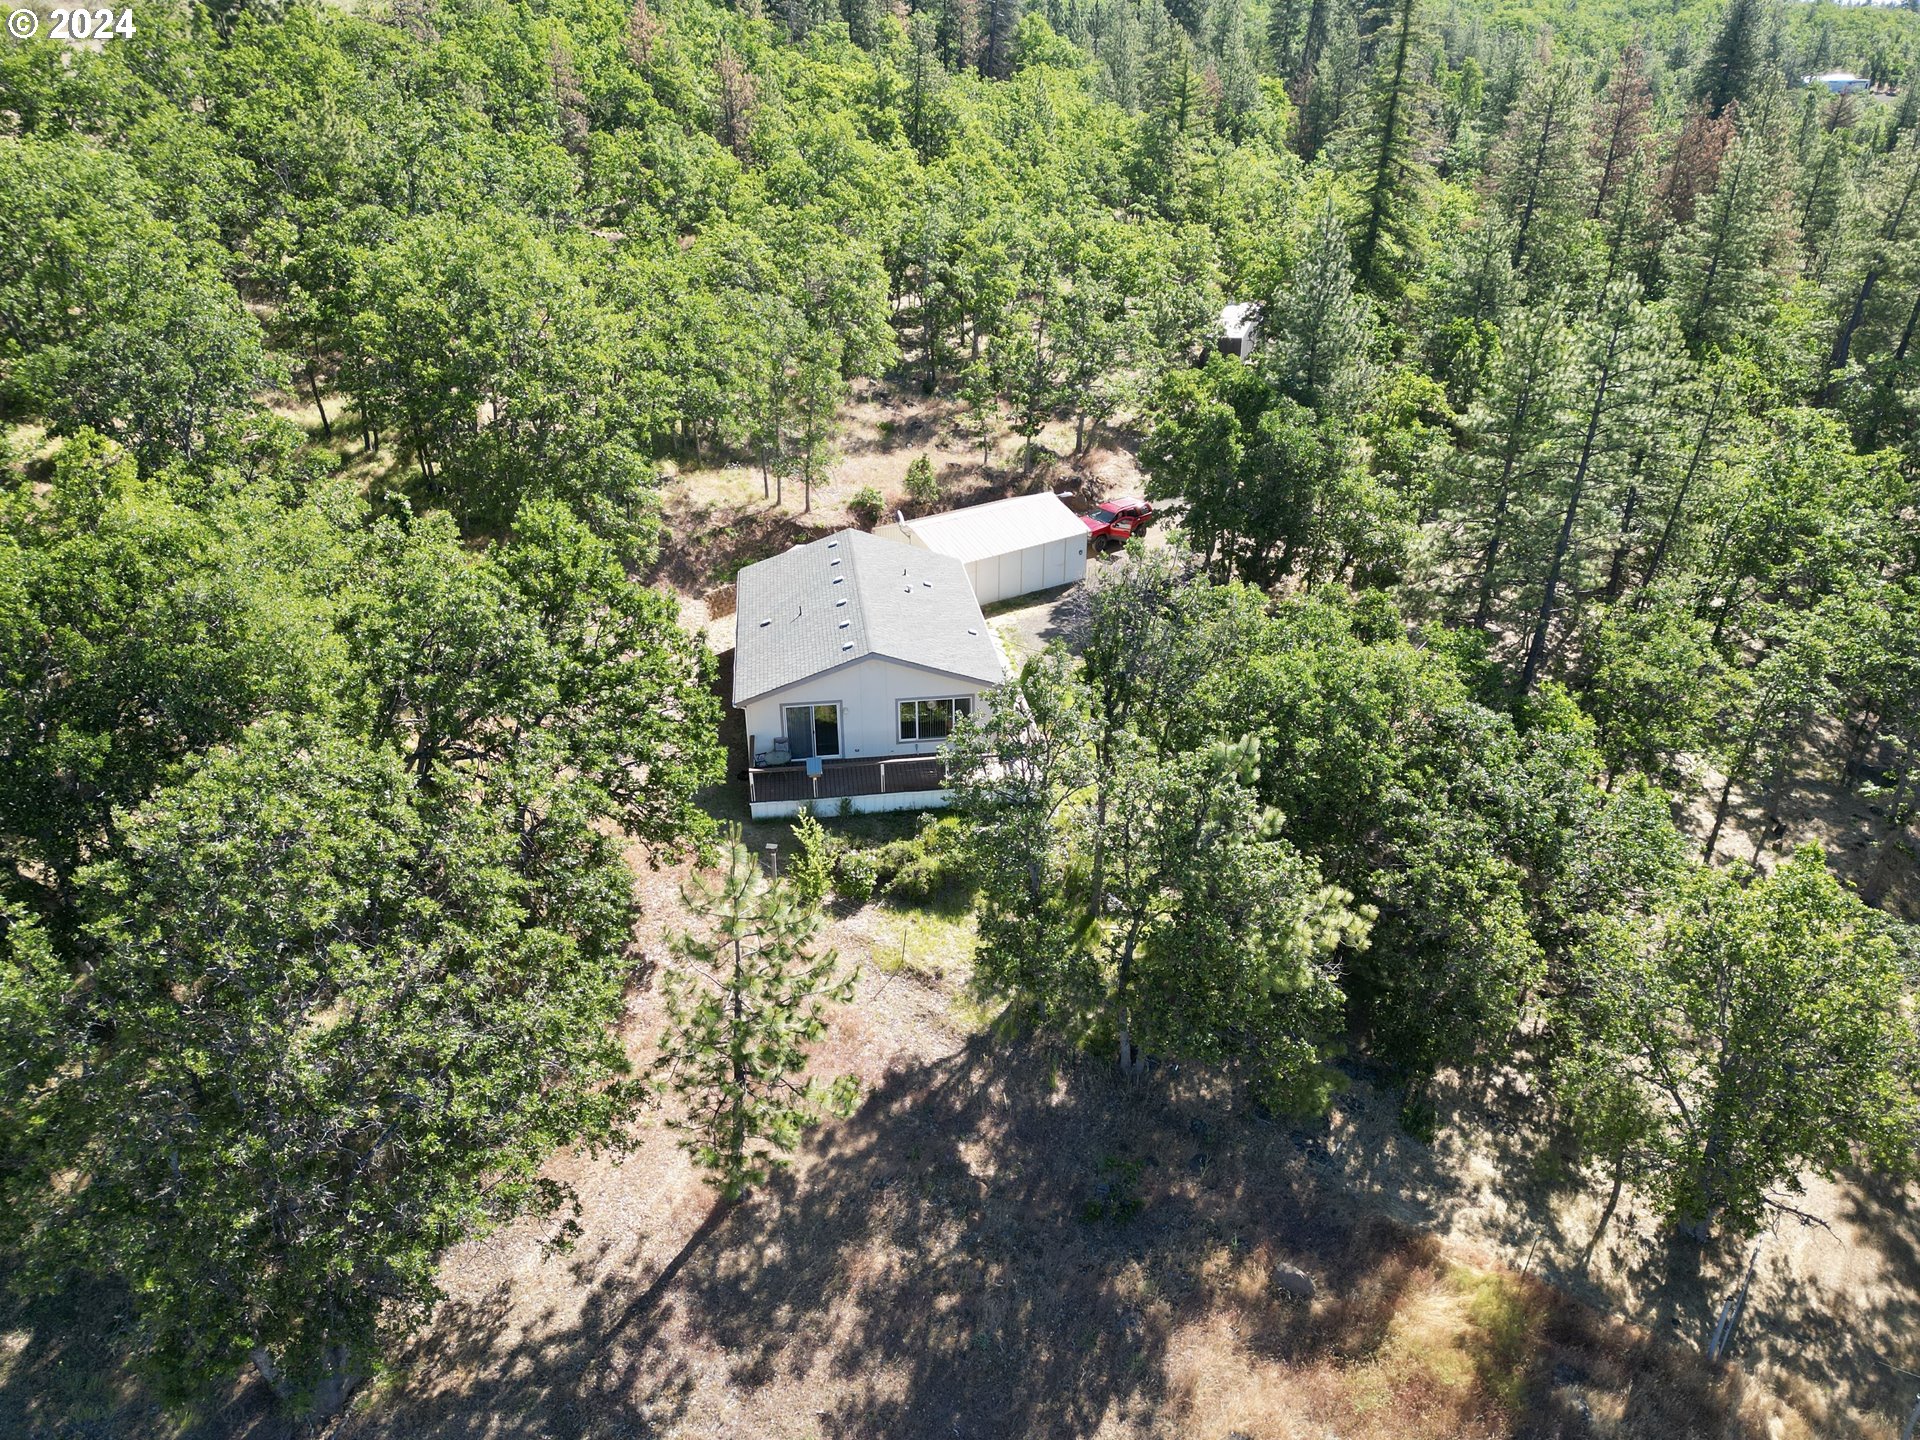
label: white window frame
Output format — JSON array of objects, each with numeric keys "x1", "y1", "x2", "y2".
[
  {"x1": 782, "y1": 701, "x2": 844, "y2": 760},
  {"x1": 897, "y1": 694, "x2": 974, "y2": 744}
]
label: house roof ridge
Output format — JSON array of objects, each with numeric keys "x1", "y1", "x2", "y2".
[{"x1": 731, "y1": 528, "x2": 1002, "y2": 706}]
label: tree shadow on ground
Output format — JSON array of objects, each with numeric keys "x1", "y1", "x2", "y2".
[
  {"x1": 342, "y1": 1036, "x2": 1348, "y2": 1439},
  {"x1": 1737, "y1": 1168, "x2": 1920, "y2": 1427},
  {"x1": 22, "y1": 1030, "x2": 1842, "y2": 1438},
  {"x1": 0, "y1": 1266, "x2": 284, "y2": 1440},
  {"x1": 335, "y1": 1033, "x2": 1820, "y2": 1440},
  {"x1": 640, "y1": 1036, "x2": 1216, "y2": 1438}
]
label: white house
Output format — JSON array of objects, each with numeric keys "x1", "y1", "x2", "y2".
[
  {"x1": 733, "y1": 530, "x2": 1008, "y2": 818},
  {"x1": 1805, "y1": 70, "x2": 1871, "y2": 94},
  {"x1": 891, "y1": 492, "x2": 1090, "y2": 606}
]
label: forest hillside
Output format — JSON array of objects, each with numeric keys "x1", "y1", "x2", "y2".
[{"x1": 3, "y1": 0, "x2": 1920, "y2": 1432}]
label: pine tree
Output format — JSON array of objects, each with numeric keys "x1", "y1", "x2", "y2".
[
  {"x1": 658, "y1": 838, "x2": 859, "y2": 1201},
  {"x1": 1267, "y1": 0, "x2": 1303, "y2": 74},
  {"x1": 1669, "y1": 92, "x2": 1794, "y2": 355},
  {"x1": 1589, "y1": 42, "x2": 1652, "y2": 220},
  {"x1": 1636, "y1": 357, "x2": 1742, "y2": 596},
  {"x1": 1888, "y1": 84, "x2": 1920, "y2": 153},
  {"x1": 624, "y1": 0, "x2": 660, "y2": 65},
  {"x1": 1596, "y1": 131, "x2": 1656, "y2": 293},
  {"x1": 716, "y1": 43, "x2": 757, "y2": 159},
  {"x1": 1422, "y1": 213, "x2": 1516, "y2": 408},
  {"x1": 547, "y1": 33, "x2": 590, "y2": 156},
  {"x1": 1823, "y1": 133, "x2": 1920, "y2": 401},
  {"x1": 1136, "y1": 21, "x2": 1211, "y2": 203},
  {"x1": 1097, "y1": 0, "x2": 1145, "y2": 108},
  {"x1": 1294, "y1": 0, "x2": 1359, "y2": 159},
  {"x1": 1485, "y1": 57, "x2": 1593, "y2": 289},
  {"x1": 1657, "y1": 107, "x2": 1734, "y2": 233},
  {"x1": 1349, "y1": 0, "x2": 1432, "y2": 297},
  {"x1": 1291, "y1": 0, "x2": 1332, "y2": 91},
  {"x1": 1692, "y1": 0, "x2": 1768, "y2": 120},
  {"x1": 1480, "y1": 28, "x2": 1530, "y2": 129},
  {"x1": 843, "y1": 0, "x2": 882, "y2": 48},
  {"x1": 905, "y1": 13, "x2": 949, "y2": 162},
  {"x1": 1640, "y1": 105, "x2": 1734, "y2": 287},
  {"x1": 1795, "y1": 104, "x2": 1857, "y2": 282},
  {"x1": 1444, "y1": 303, "x2": 1575, "y2": 627},
  {"x1": 982, "y1": 0, "x2": 1021, "y2": 77},
  {"x1": 938, "y1": 0, "x2": 982, "y2": 72},
  {"x1": 1437, "y1": 53, "x2": 1486, "y2": 177},
  {"x1": 1213, "y1": 0, "x2": 1261, "y2": 140},
  {"x1": 1266, "y1": 194, "x2": 1373, "y2": 418},
  {"x1": 1518, "y1": 278, "x2": 1682, "y2": 691}
]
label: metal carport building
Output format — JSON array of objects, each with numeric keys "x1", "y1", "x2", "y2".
[{"x1": 895, "y1": 492, "x2": 1090, "y2": 606}]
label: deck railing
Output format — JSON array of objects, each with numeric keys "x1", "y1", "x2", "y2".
[{"x1": 747, "y1": 755, "x2": 947, "y2": 806}]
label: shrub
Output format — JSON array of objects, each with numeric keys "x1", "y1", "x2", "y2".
[
  {"x1": 832, "y1": 848, "x2": 879, "y2": 904},
  {"x1": 881, "y1": 816, "x2": 975, "y2": 904},
  {"x1": 905, "y1": 454, "x2": 940, "y2": 511},
  {"x1": 787, "y1": 809, "x2": 834, "y2": 909},
  {"x1": 1080, "y1": 1154, "x2": 1145, "y2": 1224},
  {"x1": 849, "y1": 485, "x2": 884, "y2": 529}
]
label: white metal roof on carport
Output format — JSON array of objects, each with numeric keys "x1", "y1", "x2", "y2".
[{"x1": 897, "y1": 492, "x2": 1087, "y2": 562}]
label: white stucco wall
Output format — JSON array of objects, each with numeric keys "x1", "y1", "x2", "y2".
[{"x1": 741, "y1": 655, "x2": 995, "y2": 766}]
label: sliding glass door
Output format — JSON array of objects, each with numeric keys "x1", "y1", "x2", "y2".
[{"x1": 782, "y1": 703, "x2": 841, "y2": 760}]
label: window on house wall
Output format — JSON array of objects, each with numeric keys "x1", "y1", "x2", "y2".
[
  {"x1": 897, "y1": 696, "x2": 972, "y2": 742},
  {"x1": 784, "y1": 703, "x2": 841, "y2": 759}
]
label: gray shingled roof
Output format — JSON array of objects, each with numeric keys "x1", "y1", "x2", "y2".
[{"x1": 732, "y1": 530, "x2": 1006, "y2": 705}]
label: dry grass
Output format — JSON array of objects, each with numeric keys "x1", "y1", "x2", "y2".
[
  {"x1": 317, "y1": 1008, "x2": 1871, "y2": 1440},
  {"x1": 642, "y1": 381, "x2": 1147, "y2": 597}
]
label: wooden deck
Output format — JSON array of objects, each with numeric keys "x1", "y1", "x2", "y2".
[{"x1": 747, "y1": 756, "x2": 947, "y2": 806}]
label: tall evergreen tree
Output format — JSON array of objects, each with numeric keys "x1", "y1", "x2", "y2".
[
  {"x1": 1349, "y1": 0, "x2": 1432, "y2": 296},
  {"x1": 1292, "y1": 0, "x2": 1332, "y2": 92},
  {"x1": 982, "y1": 0, "x2": 1021, "y2": 76},
  {"x1": 1589, "y1": 41, "x2": 1652, "y2": 220},
  {"x1": 1485, "y1": 57, "x2": 1593, "y2": 289},
  {"x1": 937, "y1": 0, "x2": 982, "y2": 72},
  {"x1": 1518, "y1": 278, "x2": 1683, "y2": 690},
  {"x1": 1669, "y1": 92, "x2": 1794, "y2": 355},
  {"x1": 905, "y1": 14, "x2": 950, "y2": 162},
  {"x1": 1794, "y1": 99, "x2": 1858, "y2": 283},
  {"x1": 1823, "y1": 133, "x2": 1920, "y2": 401},
  {"x1": 1647, "y1": 107, "x2": 1735, "y2": 283},
  {"x1": 1422, "y1": 213, "x2": 1517, "y2": 408},
  {"x1": 1266, "y1": 194, "x2": 1373, "y2": 418},
  {"x1": 1295, "y1": 0, "x2": 1359, "y2": 159},
  {"x1": 1267, "y1": 0, "x2": 1303, "y2": 74},
  {"x1": 1691, "y1": 0, "x2": 1769, "y2": 120},
  {"x1": 1443, "y1": 304, "x2": 1576, "y2": 628},
  {"x1": 658, "y1": 839, "x2": 859, "y2": 1201}
]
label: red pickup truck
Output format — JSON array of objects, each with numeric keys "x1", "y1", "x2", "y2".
[{"x1": 1082, "y1": 497, "x2": 1154, "y2": 545}]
